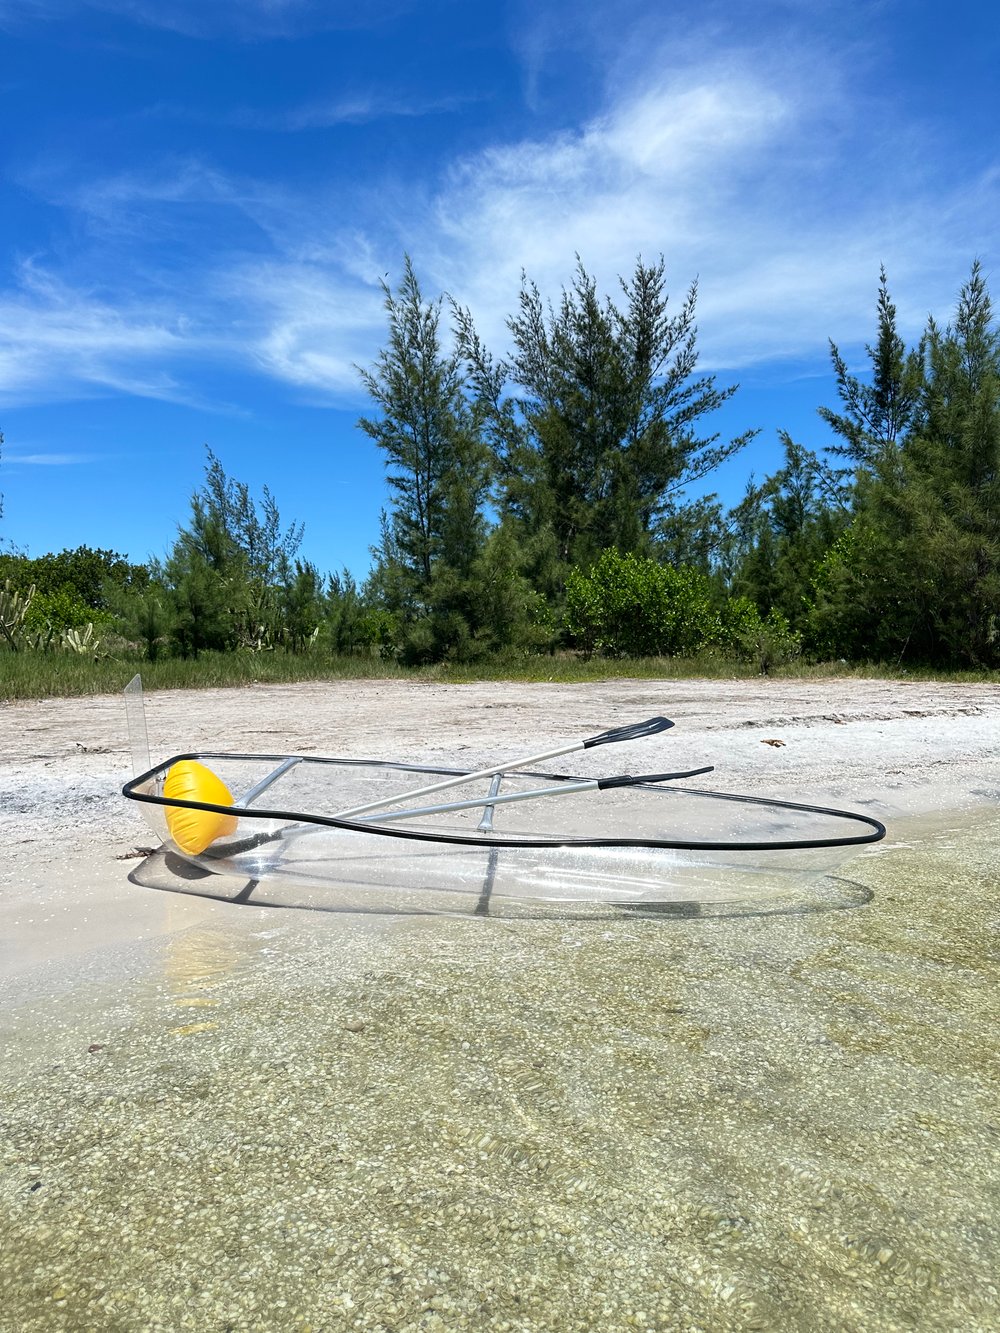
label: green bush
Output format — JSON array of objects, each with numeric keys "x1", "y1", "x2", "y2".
[
  {"x1": 353, "y1": 607, "x2": 401, "y2": 659},
  {"x1": 564, "y1": 550, "x2": 719, "y2": 657},
  {"x1": 564, "y1": 550, "x2": 802, "y2": 669},
  {"x1": 22, "y1": 585, "x2": 101, "y2": 634},
  {"x1": 717, "y1": 597, "x2": 801, "y2": 673}
]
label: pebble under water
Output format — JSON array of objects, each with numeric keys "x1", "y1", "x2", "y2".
[{"x1": 1, "y1": 812, "x2": 998, "y2": 1332}]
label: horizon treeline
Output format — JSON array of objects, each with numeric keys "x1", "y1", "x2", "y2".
[{"x1": 2, "y1": 254, "x2": 999, "y2": 672}]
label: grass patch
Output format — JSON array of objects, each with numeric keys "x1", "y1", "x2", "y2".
[
  {"x1": 3, "y1": 648, "x2": 999, "y2": 702},
  {"x1": 0, "y1": 651, "x2": 410, "y2": 701}
]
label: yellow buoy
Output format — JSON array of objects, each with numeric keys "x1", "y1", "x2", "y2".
[{"x1": 163, "y1": 759, "x2": 239, "y2": 854}]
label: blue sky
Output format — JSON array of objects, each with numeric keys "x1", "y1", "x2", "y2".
[{"x1": 1, "y1": 0, "x2": 997, "y2": 580}]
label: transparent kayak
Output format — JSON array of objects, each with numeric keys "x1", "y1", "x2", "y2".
[{"x1": 122, "y1": 743, "x2": 886, "y2": 917}]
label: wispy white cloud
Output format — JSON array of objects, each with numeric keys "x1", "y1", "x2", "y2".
[
  {"x1": 3, "y1": 450, "x2": 103, "y2": 464},
  {"x1": 0, "y1": 0, "x2": 419, "y2": 39},
  {"x1": 3, "y1": 29, "x2": 997, "y2": 411},
  {"x1": 234, "y1": 45, "x2": 994, "y2": 389},
  {"x1": 135, "y1": 89, "x2": 473, "y2": 133},
  {"x1": 0, "y1": 0, "x2": 63, "y2": 27},
  {"x1": 232, "y1": 91, "x2": 475, "y2": 131},
  {"x1": 409, "y1": 45, "x2": 996, "y2": 369},
  {"x1": 0, "y1": 260, "x2": 220, "y2": 406},
  {"x1": 222, "y1": 260, "x2": 386, "y2": 396},
  {"x1": 411, "y1": 60, "x2": 824, "y2": 353},
  {"x1": 53, "y1": 156, "x2": 282, "y2": 240},
  {"x1": 71, "y1": 158, "x2": 239, "y2": 213}
]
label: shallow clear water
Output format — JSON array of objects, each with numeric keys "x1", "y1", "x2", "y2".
[{"x1": 1, "y1": 811, "x2": 997, "y2": 1331}]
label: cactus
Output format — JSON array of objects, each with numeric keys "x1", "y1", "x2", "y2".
[
  {"x1": 25, "y1": 624, "x2": 56, "y2": 654},
  {"x1": 61, "y1": 623, "x2": 104, "y2": 658},
  {"x1": 0, "y1": 581, "x2": 103, "y2": 655},
  {"x1": 0, "y1": 580, "x2": 36, "y2": 651}
]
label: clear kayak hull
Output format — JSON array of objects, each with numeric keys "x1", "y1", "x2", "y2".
[{"x1": 123, "y1": 751, "x2": 885, "y2": 914}]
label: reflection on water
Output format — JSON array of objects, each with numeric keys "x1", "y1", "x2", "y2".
[
  {"x1": 163, "y1": 927, "x2": 243, "y2": 1037},
  {"x1": 0, "y1": 812, "x2": 997, "y2": 1331}
]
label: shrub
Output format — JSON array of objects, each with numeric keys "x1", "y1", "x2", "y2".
[
  {"x1": 22, "y1": 585, "x2": 99, "y2": 634},
  {"x1": 717, "y1": 597, "x2": 801, "y2": 673},
  {"x1": 564, "y1": 550, "x2": 719, "y2": 657}
]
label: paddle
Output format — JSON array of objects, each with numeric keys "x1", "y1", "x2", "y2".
[
  {"x1": 332, "y1": 716, "x2": 675, "y2": 820},
  {"x1": 349, "y1": 765, "x2": 716, "y2": 826}
]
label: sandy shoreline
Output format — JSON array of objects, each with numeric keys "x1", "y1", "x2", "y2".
[
  {"x1": 2, "y1": 674, "x2": 1000, "y2": 987},
  {"x1": 2, "y1": 674, "x2": 1000, "y2": 995},
  {"x1": 2, "y1": 676, "x2": 998, "y2": 1330}
]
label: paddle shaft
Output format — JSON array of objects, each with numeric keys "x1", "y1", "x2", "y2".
[
  {"x1": 332, "y1": 716, "x2": 672, "y2": 820},
  {"x1": 351, "y1": 766, "x2": 714, "y2": 825}
]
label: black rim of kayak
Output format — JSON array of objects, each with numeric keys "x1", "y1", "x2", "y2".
[{"x1": 123, "y1": 751, "x2": 887, "y2": 852}]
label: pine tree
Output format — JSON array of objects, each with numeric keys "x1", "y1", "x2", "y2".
[
  {"x1": 810, "y1": 264, "x2": 1000, "y2": 665},
  {"x1": 360, "y1": 257, "x2": 488, "y2": 585},
  {"x1": 200, "y1": 448, "x2": 304, "y2": 588},
  {"x1": 804, "y1": 267, "x2": 928, "y2": 661},
  {"x1": 732, "y1": 435, "x2": 847, "y2": 629},
  {"x1": 158, "y1": 451, "x2": 306, "y2": 654},
  {"x1": 358, "y1": 257, "x2": 491, "y2": 660},
  {"x1": 456, "y1": 256, "x2": 755, "y2": 588},
  {"x1": 818, "y1": 266, "x2": 925, "y2": 471},
  {"x1": 159, "y1": 499, "x2": 235, "y2": 656},
  {"x1": 907, "y1": 261, "x2": 1000, "y2": 662}
]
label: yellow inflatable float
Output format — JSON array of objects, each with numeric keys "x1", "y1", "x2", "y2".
[{"x1": 162, "y1": 759, "x2": 239, "y2": 854}]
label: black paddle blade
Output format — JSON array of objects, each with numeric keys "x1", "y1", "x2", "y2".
[
  {"x1": 583, "y1": 717, "x2": 673, "y2": 748},
  {"x1": 598, "y1": 766, "x2": 714, "y2": 789}
]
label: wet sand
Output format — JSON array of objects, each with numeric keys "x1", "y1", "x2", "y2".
[{"x1": 1, "y1": 677, "x2": 999, "y2": 1330}]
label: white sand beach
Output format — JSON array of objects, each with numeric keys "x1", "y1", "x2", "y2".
[{"x1": 2, "y1": 675, "x2": 999, "y2": 988}]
